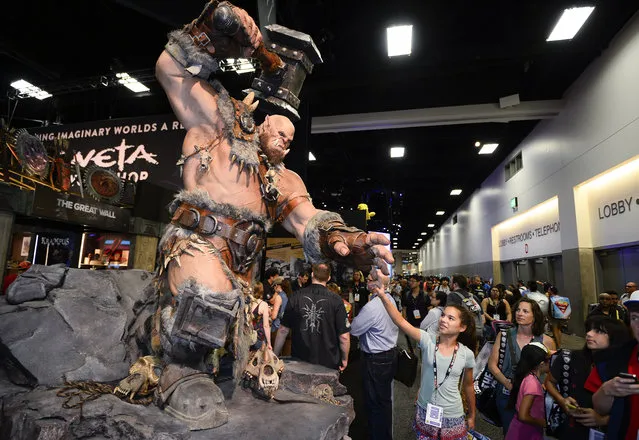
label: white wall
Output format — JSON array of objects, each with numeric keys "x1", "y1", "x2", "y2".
[{"x1": 421, "y1": 11, "x2": 639, "y2": 274}]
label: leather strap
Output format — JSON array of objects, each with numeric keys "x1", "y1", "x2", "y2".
[
  {"x1": 171, "y1": 203, "x2": 260, "y2": 246},
  {"x1": 276, "y1": 194, "x2": 310, "y2": 223}
]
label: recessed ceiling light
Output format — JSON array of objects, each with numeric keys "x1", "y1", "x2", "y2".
[
  {"x1": 10, "y1": 79, "x2": 52, "y2": 100},
  {"x1": 435, "y1": 211, "x2": 445, "y2": 216},
  {"x1": 450, "y1": 189, "x2": 462, "y2": 196},
  {"x1": 308, "y1": 152, "x2": 316, "y2": 161},
  {"x1": 428, "y1": 223, "x2": 435, "y2": 227},
  {"x1": 390, "y1": 146, "x2": 405, "y2": 158},
  {"x1": 417, "y1": 238, "x2": 422, "y2": 242},
  {"x1": 474, "y1": 141, "x2": 481, "y2": 147},
  {"x1": 386, "y1": 25, "x2": 412, "y2": 57},
  {"x1": 547, "y1": 7, "x2": 595, "y2": 42},
  {"x1": 420, "y1": 232, "x2": 427, "y2": 235},
  {"x1": 478, "y1": 143, "x2": 499, "y2": 155},
  {"x1": 116, "y1": 72, "x2": 150, "y2": 93}
]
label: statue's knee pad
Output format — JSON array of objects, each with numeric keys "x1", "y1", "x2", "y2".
[{"x1": 161, "y1": 279, "x2": 241, "y2": 361}]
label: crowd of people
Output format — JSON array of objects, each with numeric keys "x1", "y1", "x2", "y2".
[{"x1": 251, "y1": 266, "x2": 639, "y2": 440}]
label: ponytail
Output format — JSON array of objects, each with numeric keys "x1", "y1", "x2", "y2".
[
  {"x1": 445, "y1": 304, "x2": 477, "y2": 353},
  {"x1": 507, "y1": 344, "x2": 547, "y2": 409}
]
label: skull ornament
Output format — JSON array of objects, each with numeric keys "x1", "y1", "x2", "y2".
[{"x1": 242, "y1": 346, "x2": 284, "y2": 399}]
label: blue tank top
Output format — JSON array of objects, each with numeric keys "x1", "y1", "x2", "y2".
[{"x1": 500, "y1": 327, "x2": 544, "y2": 380}]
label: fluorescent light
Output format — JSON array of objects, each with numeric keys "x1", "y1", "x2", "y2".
[
  {"x1": 427, "y1": 224, "x2": 435, "y2": 227},
  {"x1": 116, "y1": 72, "x2": 150, "y2": 93},
  {"x1": 478, "y1": 143, "x2": 499, "y2": 155},
  {"x1": 390, "y1": 146, "x2": 405, "y2": 158},
  {"x1": 387, "y1": 25, "x2": 412, "y2": 57},
  {"x1": 417, "y1": 238, "x2": 422, "y2": 242},
  {"x1": 450, "y1": 189, "x2": 462, "y2": 196},
  {"x1": 420, "y1": 232, "x2": 427, "y2": 235},
  {"x1": 547, "y1": 7, "x2": 595, "y2": 41},
  {"x1": 474, "y1": 141, "x2": 481, "y2": 147},
  {"x1": 10, "y1": 79, "x2": 52, "y2": 100},
  {"x1": 309, "y1": 152, "x2": 316, "y2": 161},
  {"x1": 435, "y1": 211, "x2": 445, "y2": 216}
]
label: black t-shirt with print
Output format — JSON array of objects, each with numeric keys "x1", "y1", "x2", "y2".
[
  {"x1": 403, "y1": 290, "x2": 430, "y2": 327},
  {"x1": 280, "y1": 283, "x2": 349, "y2": 369}
]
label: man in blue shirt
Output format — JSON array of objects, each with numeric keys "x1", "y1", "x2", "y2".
[{"x1": 350, "y1": 272, "x2": 399, "y2": 440}]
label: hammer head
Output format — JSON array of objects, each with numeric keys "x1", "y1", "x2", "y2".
[{"x1": 245, "y1": 24, "x2": 322, "y2": 121}]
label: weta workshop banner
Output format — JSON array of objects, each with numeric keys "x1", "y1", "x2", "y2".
[{"x1": 29, "y1": 115, "x2": 186, "y2": 191}]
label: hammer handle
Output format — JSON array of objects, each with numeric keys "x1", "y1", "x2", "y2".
[
  {"x1": 253, "y1": 44, "x2": 285, "y2": 76},
  {"x1": 213, "y1": 3, "x2": 285, "y2": 77}
]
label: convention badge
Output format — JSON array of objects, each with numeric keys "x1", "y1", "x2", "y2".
[
  {"x1": 588, "y1": 428, "x2": 606, "y2": 440},
  {"x1": 494, "y1": 314, "x2": 500, "y2": 320},
  {"x1": 424, "y1": 403, "x2": 443, "y2": 428},
  {"x1": 413, "y1": 309, "x2": 421, "y2": 320},
  {"x1": 354, "y1": 294, "x2": 360, "y2": 302}
]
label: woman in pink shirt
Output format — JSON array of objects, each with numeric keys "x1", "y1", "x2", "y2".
[{"x1": 505, "y1": 342, "x2": 550, "y2": 440}]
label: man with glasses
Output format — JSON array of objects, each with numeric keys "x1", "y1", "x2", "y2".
[
  {"x1": 621, "y1": 282, "x2": 638, "y2": 304},
  {"x1": 350, "y1": 271, "x2": 398, "y2": 440}
]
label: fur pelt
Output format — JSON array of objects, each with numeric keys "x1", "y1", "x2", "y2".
[
  {"x1": 209, "y1": 80, "x2": 261, "y2": 173},
  {"x1": 302, "y1": 210, "x2": 344, "y2": 264},
  {"x1": 166, "y1": 30, "x2": 220, "y2": 79}
]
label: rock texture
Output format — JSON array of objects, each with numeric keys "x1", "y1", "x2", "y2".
[
  {"x1": 0, "y1": 266, "x2": 354, "y2": 439},
  {"x1": 0, "y1": 267, "x2": 153, "y2": 386}
]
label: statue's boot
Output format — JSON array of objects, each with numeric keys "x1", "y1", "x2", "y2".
[{"x1": 156, "y1": 364, "x2": 229, "y2": 430}]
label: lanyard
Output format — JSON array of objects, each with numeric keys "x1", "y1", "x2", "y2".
[{"x1": 433, "y1": 338, "x2": 459, "y2": 390}]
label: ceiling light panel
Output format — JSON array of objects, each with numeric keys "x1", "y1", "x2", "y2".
[
  {"x1": 547, "y1": 7, "x2": 595, "y2": 42},
  {"x1": 390, "y1": 146, "x2": 405, "y2": 158},
  {"x1": 478, "y1": 143, "x2": 499, "y2": 155},
  {"x1": 387, "y1": 25, "x2": 412, "y2": 57},
  {"x1": 308, "y1": 152, "x2": 316, "y2": 161},
  {"x1": 428, "y1": 224, "x2": 435, "y2": 227},
  {"x1": 420, "y1": 232, "x2": 427, "y2": 235},
  {"x1": 10, "y1": 79, "x2": 52, "y2": 100},
  {"x1": 116, "y1": 72, "x2": 149, "y2": 93},
  {"x1": 435, "y1": 211, "x2": 445, "y2": 216},
  {"x1": 450, "y1": 189, "x2": 462, "y2": 196}
]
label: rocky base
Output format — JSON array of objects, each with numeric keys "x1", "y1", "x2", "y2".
[
  {"x1": 0, "y1": 360, "x2": 353, "y2": 440},
  {"x1": 0, "y1": 266, "x2": 355, "y2": 439}
]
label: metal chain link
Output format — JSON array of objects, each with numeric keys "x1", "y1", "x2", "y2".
[{"x1": 56, "y1": 381, "x2": 154, "y2": 409}]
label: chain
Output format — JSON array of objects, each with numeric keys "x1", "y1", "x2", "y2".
[{"x1": 56, "y1": 381, "x2": 154, "y2": 409}]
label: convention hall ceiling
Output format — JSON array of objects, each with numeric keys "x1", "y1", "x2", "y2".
[{"x1": 2, "y1": 0, "x2": 638, "y2": 251}]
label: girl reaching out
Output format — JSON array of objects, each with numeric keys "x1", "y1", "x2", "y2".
[
  {"x1": 372, "y1": 270, "x2": 477, "y2": 440},
  {"x1": 505, "y1": 342, "x2": 550, "y2": 440}
]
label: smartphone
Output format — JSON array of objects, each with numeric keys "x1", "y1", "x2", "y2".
[{"x1": 618, "y1": 372, "x2": 639, "y2": 383}]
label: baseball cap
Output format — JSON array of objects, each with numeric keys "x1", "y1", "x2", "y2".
[{"x1": 623, "y1": 291, "x2": 639, "y2": 308}]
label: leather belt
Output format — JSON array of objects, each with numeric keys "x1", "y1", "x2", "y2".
[{"x1": 171, "y1": 203, "x2": 263, "y2": 247}]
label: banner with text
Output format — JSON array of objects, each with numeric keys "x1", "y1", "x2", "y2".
[
  {"x1": 29, "y1": 115, "x2": 186, "y2": 191},
  {"x1": 32, "y1": 187, "x2": 131, "y2": 231},
  {"x1": 492, "y1": 197, "x2": 561, "y2": 261},
  {"x1": 575, "y1": 156, "x2": 639, "y2": 248}
]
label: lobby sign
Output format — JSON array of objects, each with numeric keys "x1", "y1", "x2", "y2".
[
  {"x1": 32, "y1": 187, "x2": 131, "y2": 231},
  {"x1": 29, "y1": 115, "x2": 185, "y2": 191},
  {"x1": 575, "y1": 156, "x2": 639, "y2": 248},
  {"x1": 492, "y1": 197, "x2": 561, "y2": 261}
]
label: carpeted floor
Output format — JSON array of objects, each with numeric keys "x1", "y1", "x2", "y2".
[{"x1": 342, "y1": 331, "x2": 586, "y2": 440}]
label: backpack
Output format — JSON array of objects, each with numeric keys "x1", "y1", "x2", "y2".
[
  {"x1": 454, "y1": 291, "x2": 483, "y2": 331},
  {"x1": 549, "y1": 295, "x2": 571, "y2": 320}
]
